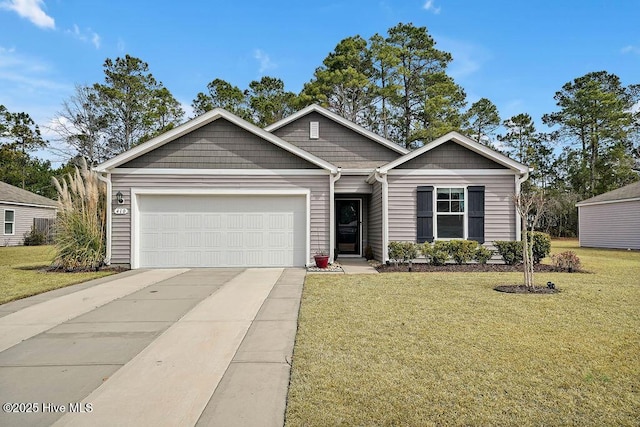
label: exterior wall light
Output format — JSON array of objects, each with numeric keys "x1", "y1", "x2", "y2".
[{"x1": 116, "y1": 191, "x2": 124, "y2": 204}]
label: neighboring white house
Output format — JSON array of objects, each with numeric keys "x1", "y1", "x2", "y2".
[
  {"x1": 576, "y1": 181, "x2": 640, "y2": 250},
  {"x1": 0, "y1": 181, "x2": 57, "y2": 246}
]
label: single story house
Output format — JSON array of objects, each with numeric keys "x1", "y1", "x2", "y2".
[
  {"x1": 576, "y1": 181, "x2": 640, "y2": 250},
  {"x1": 0, "y1": 181, "x2": 57, "y2": 246},
  {"x1": 94, "y1": 104, "x2": 531, "y2": 268}
]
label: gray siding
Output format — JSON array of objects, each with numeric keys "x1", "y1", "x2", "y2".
[
  {"x1": 272, "y1": 112, "x2": 401, "y2": 168},
  {"x1": 110, "y1": 174, "x2": 329, "y2": 266},
  {"x1": 335, "y1": 175, "x2": 372, "y2": 194},
  {"x1": 368, "y1": 181, "x2": 383, "y2": 261},
  {"x1": 387, "y1": 175, "x2": 516, "y2": 244},
  {"x1": 397, "y1": 141, "x2": 506, "y2": 169},
  {"x1": 122, "y1": 118, "x2": 317, "y2": 169},
  {"x1": 1, "y1": 203, "x2": 56, "y2": 246},
  {"x1": 579, "y1": 200, "x2": 640, "y2": 249}
]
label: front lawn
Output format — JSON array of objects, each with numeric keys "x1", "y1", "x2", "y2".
[
  {"x1": 286, "y1": 240, "x2": 640, "y2": 426},
  {"x1": 0, "y1": 245, "x2": 114, "y2": 305}
]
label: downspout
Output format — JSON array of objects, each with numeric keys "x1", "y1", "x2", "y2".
[
  {"x1": 96, "y1": 172, "x2": 112, "y2": 265},
  {"x1": 374, "y1": 169, "x2": 389, "y2": 263},
  {"x1": 515, "y1": 170, "x2": 530, "y2": 241},
  {"x1": 329, "y1": 168, "x2": 342, "y2": 263}
]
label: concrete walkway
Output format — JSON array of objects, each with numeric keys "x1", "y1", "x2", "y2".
[
  {"x1": 339, "y1": 258, "x2": 379, "y2": 274},
  {"x1": 0, "y1": 267, "x2": 305, "y2": 427}
]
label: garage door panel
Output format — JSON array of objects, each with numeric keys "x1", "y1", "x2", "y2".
[{"x1": 137, "y1": 194, "x2": 306, "y2": 268}]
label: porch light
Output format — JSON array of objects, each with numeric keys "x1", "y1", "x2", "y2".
[{"x1": 116, "y1": 191, "x2": 124, "y2": 204}]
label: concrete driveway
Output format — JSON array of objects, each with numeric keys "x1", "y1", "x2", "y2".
[{"x1": 0, "y1": 267, "x2": 304, "y2": 427}]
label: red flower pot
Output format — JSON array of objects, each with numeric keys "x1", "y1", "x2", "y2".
[{"x1": 314, "y1": 255, "x2": 329, "y2": 269}]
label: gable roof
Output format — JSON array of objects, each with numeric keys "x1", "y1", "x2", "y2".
[
  {"x1": 576, "y1": 180, "x2": 640, "y2": 207},
  {"x1": 378, "y1": 131, "x2": 531, "y2": 174},
  {"x1": 264, "y1": 104, "x2": 410, "y2": 156},
  {"x1": 95, "y1": 108, "x2": 338, "y2": 173},
  {"x1": 0, "y1": 181, "x2": 57, "y2": 208}
]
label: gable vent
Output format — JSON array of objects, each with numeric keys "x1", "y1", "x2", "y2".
[{"x1": 310, "y1": 121, "x2": 319, "y2": 139}]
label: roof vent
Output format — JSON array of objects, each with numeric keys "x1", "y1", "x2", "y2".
[{"x1": 310, "y1": 121, "x2": 319, "y2": 139}]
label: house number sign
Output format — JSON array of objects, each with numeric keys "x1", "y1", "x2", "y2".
[{"x1": 114, "y1": 208, "x2": 129, "y2": 215}]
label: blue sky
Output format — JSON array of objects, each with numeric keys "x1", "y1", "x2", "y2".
[{"x1": 1, "y1": 0, "x2": 638, "y2": 165}]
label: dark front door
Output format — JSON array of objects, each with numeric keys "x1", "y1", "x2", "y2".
[{"x1": 336, "y1": 199, "x2": 360, "y2": 255}]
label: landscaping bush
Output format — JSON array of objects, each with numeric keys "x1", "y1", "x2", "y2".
[
  {"x1": 552, "y1": 251, "x2": 581, "y2": 272},
  {"x1": 23, "y1": 226, "x2": 46, "y2": 246},
  {"x1": 430, "y1": 241, "x2": 450, "y2": 266},
  {"x1": 494, "y1": 240, "x2": 523, "y2": 265},
  {"x1": 447, "y1": 240, "x2": 478, "y2": 264},
  {"x1": 387, "y1": 241, "x2": 418, "y2": 265},
  {"x1": 474, "y1": 245, "x2": 493, "y2": 264},
  {"x1": 528, "y1": 231, "x2": 551, "y2": 264},
  {"x1": 52, "y1": 158, "x2": 106, "y2": 271},
  {"x1": 419, "y1": 242, "x2": 432, "y2": 263}
]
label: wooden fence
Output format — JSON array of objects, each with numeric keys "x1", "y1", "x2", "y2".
[{"x1": 33, "y1": 217, "x2": 56, "y2": 244}]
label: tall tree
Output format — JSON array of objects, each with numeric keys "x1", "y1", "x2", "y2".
[
  {"x1": 94, "y1": 55, "x2": 183, "y2": 157},
  {"x1": 247, "y1": 76, "x2": 297, "y2": 127},
  {"x1": 300, "y1": 36, "x2": 375, "y2": 124},
  {"x1": 542, "y1": 71, "x2": 638, "y2": 197},
  {"x1": 499, "y1": 113, "x2": 553, "y2": 189},
  {"x1": 0, "y1": 107, "x2": 47, "y2": 188},
  {"x1": 377, "y1": 23, "x2": 466, "y2": 148},
  {"x1": 50, "y1": 85, "x2": 108, "y2": 165},
  {"x1": 191, "y1": 78, "x2": 248, "y2": 118},
  {"x1": 464, "y1": 98, "x2": 500, "y2": 145}
]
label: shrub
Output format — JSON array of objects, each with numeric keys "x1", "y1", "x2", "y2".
[
  {"x1": 419, "y1": 242, "x2": 432, "y2": 262},
  {"x1": 528, "y1": 231, "x2": 551, "y2": 264},
  {"x1": 431, "y1": 241, "x2": 450, "y2": 266},
  {"x1": 23, "y1": 226, "x2": 46, "y2": 246},
  {"x1": 552, "y1": 251, "x2": 581, "y2": 272},
  {"x1": 494, "y1": 240, "x2": 523, "y2": 265},
  {"x1": 447, "y1": 240, "x2": 478, "y2": 265},
  {"x1": 474, "y1": 245, "x2": 493, "y2": 264},
  {"x1": 52, "y1": 158, "x2": 106, "y2": 271},
  {"x1": 364, "y1": 245, "x2": 374, "y2": 261},
  {"x1": 388, "y1": 241, "x2": 418, "y2": 265}
]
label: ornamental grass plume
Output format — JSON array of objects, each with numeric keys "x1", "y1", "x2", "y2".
[{"x1": 52, "y1": 158, "x2": 106, "y2": 270}]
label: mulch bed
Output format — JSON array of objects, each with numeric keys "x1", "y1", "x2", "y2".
[
  {"x1": 376, "y1": 263, "x2": 562, "y2": 273},
  {"x1": 494, "y1": 284, "x2": 559, "y2": 294}
]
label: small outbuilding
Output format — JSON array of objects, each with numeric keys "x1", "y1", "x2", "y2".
[
  {"x1": 0, "y1": 181, "x2": 57, "y2": 246},
  {"x1": 576, "y1": 181, "x2": 640, "y2": 250}
]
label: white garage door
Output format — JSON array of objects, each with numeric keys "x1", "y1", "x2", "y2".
[{"x1": 137, "y1": 194, "x2": 307, "y2": 268}]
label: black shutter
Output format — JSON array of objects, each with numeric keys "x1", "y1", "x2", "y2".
[
  {"x1": 468, "y1": 186, "x2": 485, "y2": 244},
  {"x1": 417, "y1": 186, "x2": 434, "y2": 243}
]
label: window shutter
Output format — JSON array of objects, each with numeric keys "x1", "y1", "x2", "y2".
[
  {"x1": 417, "y1": 186, "x2": 434, "y2": 243},
  {"x1": 467, "y1": 186, "x2": 485, "y2": 244}
]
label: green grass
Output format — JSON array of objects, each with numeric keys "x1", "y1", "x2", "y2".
[
  {"x1": 0, "y1": 245, "x2": 114, "y2": 305},
  {"x1": 286, "y1": 240, "x2": 640, "y2": 426}
]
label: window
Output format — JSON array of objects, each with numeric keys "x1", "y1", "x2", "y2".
[
  {"x1": 4, "y1": 209, "x2": 15, "y2": 235},
  {"x1": 416, "y1": 185, "x2": 484, "y2": 244},
  {"x1": 435, "y1": 188, "x2": 465, "y2": 239}
]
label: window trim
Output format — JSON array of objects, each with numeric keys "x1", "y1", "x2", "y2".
[
  {"x1": 4, "y1": 209, "x2": 15, "y2": 235},
  {"x1": 433, "y1": 186, "x2": 468, "y2": 240}
]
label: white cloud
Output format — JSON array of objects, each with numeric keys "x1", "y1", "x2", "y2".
[
  {"x1": 435, "y1": 36, "x2": 490, "y2": 80},
  {"x1": 0, "y1": 0, "x2": 54, "y2": 29},
  {"x1": 117, "y1": 38, "x2": 126, "y2": 53},
  {"x1": 621, "y1": 45, "x2": 640, "y2": 55},
  {"x1": 423, "y1": 0, "x2": 441, "y2": 14},
  {"x1": 66, "y1": 24, "x2": 101, "y2": 49},
  {"x1": 254, "y1": 49, "x2": 276, "y2": 73}
]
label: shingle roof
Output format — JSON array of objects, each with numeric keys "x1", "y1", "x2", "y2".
[
  {"x1": 0, "y1": 181, "x2": 57, "y2": 208},
  {"x1": 576, "y1": 180, "x2": 640, "y2": 206}
]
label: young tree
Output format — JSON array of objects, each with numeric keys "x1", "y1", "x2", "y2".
[
  {"x1": 513, "y1": 191, "x2": 546, "y2": 289},
  {"x1": 542, "y1": 71, "x2": 638, "y2": 198},
  {"x1": 464, "y1": 98, "x2": 500, "y2": 145}
]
